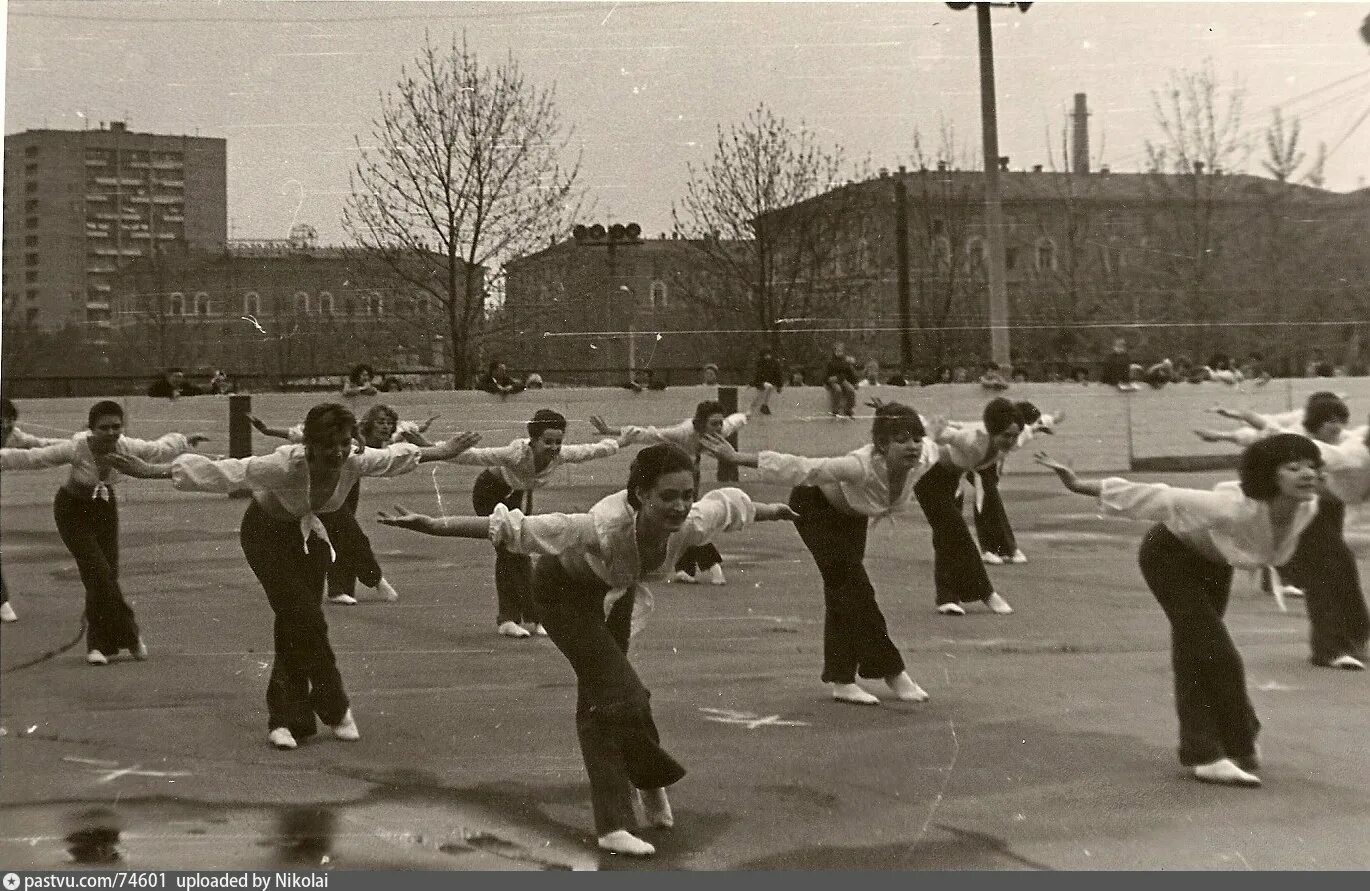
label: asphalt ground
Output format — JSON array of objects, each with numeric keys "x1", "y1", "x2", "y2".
[{"x1": 1, "y1": 464, "x2": 1368, "y2": 871}]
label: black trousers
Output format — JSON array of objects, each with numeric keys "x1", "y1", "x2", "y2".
[
  {"x1": 789, "y1": 486, "x2": 905, "y2": 684},
  {"x1": 531, "y1": 557, "x2": 685, "y2": 834},
  {"x1": 1279, "y1": 496, "x2": 1369, "y2": 664},
  {"x1": 1137, "y1": 524, "x2": 1259, "y2": 768},
  {"x1": 53, "y1": 487, "x2": 140, "y2": 655},
  {"x1": 240, "y1": 501, "x2": 349, "y2": 737},
  {"x1": 472, "y1": 469, "x2": 538, "y2": 625},
  {"x1": 324, "y1": 482, "x2": 382, "y2": 599},
  {"x1": 970, "y1": 466, "x2": 1018, "y2": 557},
  {"x1": 914, "y1": 462, "x2": 995, "y2": 605}
]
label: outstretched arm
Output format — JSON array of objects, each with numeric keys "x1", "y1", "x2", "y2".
[
  {"x1": 754, "y1": 503, "x2": 801, "y2": 522},
  {"x1": 699, "y1": 433, "x2": 759, "y2": 468},
  {"x1": 103, "y1": 454, "x2": 174, "y2": 479},
  {"x1": 416, "y1": 432, "x2": 481, "y2": 463},
  {"x1": 247, "y1": 415, "x2": 293, "y2": 440},
  {"x1": 1033, "y1": 452, "x2": 1103, "y2": 497},
  {"x1": 1209, "y1": 406, "x2": 1267, "y2": 429},
  {"x1": 589, "y1": 415, "x2": 621, "y2": 437},
  {"x1": 376, "y1": 506, "x2": 490, "y2": 538}
]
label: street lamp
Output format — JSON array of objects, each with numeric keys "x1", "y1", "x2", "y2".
[
  {"x1": 945, "y1": 1, "x2": 1031, "y2": 368},
  {"x1": 573, "y1": 222, "x2": 643, "y2": 378}
]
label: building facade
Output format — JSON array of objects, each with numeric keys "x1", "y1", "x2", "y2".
[{"x1": 2, "y1": 121, "x2": 227, "y2": 340}]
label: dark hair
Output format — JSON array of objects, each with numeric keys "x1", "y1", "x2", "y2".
[
  {"x1": 527, "y1": 408, "x2": 567, "y2": 440},
  {"x1": 302, "y1": 403, "x2": 357, "y2": 447},
  {"x1": 358, "y1": 404, "x2": 399, "y2": 443},
  {"x1": 1012, "y1": 401, "x2": 1042, "y2": 427},
  {"x1": 2, "y1": 398, "x2": 16, "y2": 421},
  {"x1": 691, "y1": 400, "x2": 725, "y2": 433},
  {"x1": 870, "y1": 402, "x2": 925, "y2": 448},
  {"x1": 87, "y1": 400, "x2": 124, "y2": 428},
  {"x1": 626, "y1": 443, "x2": 695, "y2": 509},
  {"x1": 348, "y1": 364, "x2": 374, "y2": 385},
  {"x1": 1239, "y1": 433, "x2": 1322, "y2": 500},
  {"x1": 982, "y1": 397, "x2": 1021, "y2": 436},
  {"x1": 487, "y1": 360, "x2": 506, "y2": 375},
  {"x1": 1303, "y1": 396, "x2": 1349, "y2": 434}
]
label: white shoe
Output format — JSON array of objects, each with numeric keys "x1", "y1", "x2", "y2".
[
  {"x1": 498, "y1": 620, "x2": 532, "y2": 638},
  {"x1": 885, "y1": 672, "x2": 930, "y2": 702},
  {"x1": 331, "y1": 709, "x2": 360, "y2": 741},
  {"x1": 702, "y1": 564, "x2": 726, "y2": 585},
  {"x1": 376, "y1": 578, "x2": 400, "y2": 602},
  {"x1": 1278, "y1": 585, "x2": 1305, "y2": 598},
  {"x1": 641, "y1": 788, "x2": 674, "y2": 829},
  {"x1": 0, "y1": 602, "x2": 16, "y2": 622},
  {"x1": 133, "y1": 638, "x2": 148, "y2": 660},
  {"x1": 530, "y1": 623, "x2": 549, "y2": 637},
  {"x1": 1331, "y1": 654, "x2": 1366, "y2": 671},
  {"x1": 268, "y1": 727, "x2": 298, "y2": 750},
  {"x1": 985, "y1": 592, "x2": 1014, "y2": 615},
  {"x1": 1009, "y1": 550, "x2": 1028, "y2": 564},
  {"x1": 980, "y1": 551, "x2": 1004, "y2": 565},
  {"x1": 831, "y1": 682, "x2": 880, "y2": 705},
  {"x1": 936, "y1": 603, "x2": 966, "y2": 616},
  {"x1": 597, "y1": 829, "x2": 655, "y2": 857},
  {"x1": 1192, "y1": 758, "x2": 1261, "y2": 787},
  {"x1": 86, "y1": 649, "x2": 109, "y2": 666},
  {"x1": 327, "y1": 594, "x2": 358, "y2": 606},
  {"x1": 672, "y1": 570, "x2": 698, "y2": 584}
]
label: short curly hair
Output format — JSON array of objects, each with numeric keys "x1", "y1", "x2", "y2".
[
  {"x1": 1238, "y1": 433, "x2": 1322, "y2": 500},
  {"x1": 302, "y1": 402, "x2": 357, "y2": 448},
  {"x1": 870, "y1": 402, "x2": 925, "y2": 448}
]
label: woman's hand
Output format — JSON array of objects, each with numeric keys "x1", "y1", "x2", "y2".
[
  {"x1": 188, "y1": 433, "x2": 211, "y2": 447},
  {"x1": 589, "y1": 415, "x2": 615, "y2": 436},
  {"x1": 1033, "y1": 450, "x2": 1078, "y2": 486},
  {"x1": 376, "y1": 504, "x2": 431, "y2": 531},
  {"x1": 431, "y1": 431, "x2": 481, "y2": 460},
  {"x1": 247, "y1": 414, "x2": 269, "y2": 433},
  {"x1": 698, "y1": 433, "x2": 740, "y2": 463},
  {"x1": 770, "y1": 503, "x2": 801, "y2": 522},
  {"x1": 418, "y1": 415, "x2": 440, "y2": 433},
  {"x1": 104, "y1": 453, "x2": 161, "y2": 478}
]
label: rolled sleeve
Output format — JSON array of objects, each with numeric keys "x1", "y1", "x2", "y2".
[
  {"x1": 619, "y1": 421, "x2": 692, "y2": 449},
  {"x1": 5, "y1": 428, "x2": 67, "y2": 449},
  {"x1": 1, "y1": 440, "x2": 75, "y2": 470},
  {"x1": 129, "y1": 433, "x2": 193, "y2": 462},
  {"x1": 444, "y1": 441, "x2": 524, "y2": 467},
  {"x1": 687, "y1": 488, "x2": 756, "y2": 540},
  {"x1": 1098, "y1": 478, "x2": 1231, "y2": 524},
  {"x1": 720, "y1": 412, "x2": 749, "y2": 437},
  {"x1": 560, "y1": 438, "x2": 620, "y2": 463},
  {"x1": 171, "y1": 453, "x2": 252, "y2": 494},
  {"x1": 354, "y1": 443, "x2": 421, "y2": 477},
  {"x1": 488, "y1": 504, "x2": 596, "y2": 555}
]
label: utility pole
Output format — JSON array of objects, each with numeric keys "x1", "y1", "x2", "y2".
[
  {"x1": 894, "y1": 167, "x2": 913, "y2": 369},
  {"x1": 948, "y1": 1, "x2": 1030, "y2": 368}
]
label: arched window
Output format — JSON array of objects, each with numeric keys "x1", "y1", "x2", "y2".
[
  {"x1": 168, "y1": 292, "x2": 184, "y2": 316},
  {"x1": 194, "y1": 291, "x2": 210, "y2": 315},
  {"x1": 933, "y1": 236, "x2": 951, "y2": 267},
  {"x1": 1035, "y1": 237, "x2": 1057, "y2": 273},
  {"x1": 370, "y1": 291, "x2": 384, "y2": 316},
  {"x1": 360, "y1": 293, "x2": 374, "y2": 316},
  {"x1": 294, "y1": 291, "x2": 311, "y2": 315},
  {"x1": 966, "y1": 236, "x2": 987, "y2": 271},
  {"x1": 318, "y1": 291, "x2": 334, "y2": 315},
  {"x1": 650, "y1": 280, "x2": 668, "y2": 309},
  {"x1": 242, "y1": 292, "x2": 260, "y2": 316}
]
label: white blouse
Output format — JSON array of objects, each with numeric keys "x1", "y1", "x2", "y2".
[
  {"x1": 755, "y1": 442, "x2": 940, "y2": 524},
  {"x1": 171, "y1": 442, "x2": 421, "y2": 554},
  {"x1": 3, "y1": 426, "x2": 68, "y2": 449},
  {"x1": 285, "y1": 420, "x2": 419, "y2": 444},
  {"x1": 619, "y1": 412, "x2": 748, "y2": 458},
  {"x1": 1098, "y1": 478, "x2": 1318, "y2": 568},
  {"x1": 444, "y1": 436, "x2": 620, "y2": 491},
  {"x1": 1, "y1": 431, "x2": 194, "y2": 500},
  {"x1": 1214, "y1": 426, "x2": 1370, "y2": 507},
  {"x1": 489, "y1": 487, "x2": 757, "y2": 633}
]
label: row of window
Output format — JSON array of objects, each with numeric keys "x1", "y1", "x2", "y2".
[
  {"x1": 530, "y1": 279, "x2": 672, "y2": 307},
  {"x1": 159, "y1": 291, "x2": 397, "y2": 317}
]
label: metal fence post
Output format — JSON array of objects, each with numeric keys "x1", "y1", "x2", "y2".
[
  {"x1": 228, "y1": 394, "x2": 253, "y2": 498},
  {"x1": 718, "y1": 386, "x2": 739, "y2": 482}
]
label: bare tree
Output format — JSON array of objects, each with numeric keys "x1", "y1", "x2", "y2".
[
  {"x1": 672, "y1": 104, "x2": 867, "y2": 355},
  {"x1": 343, "y1": 33, "x2": 584, "y2": 387}
]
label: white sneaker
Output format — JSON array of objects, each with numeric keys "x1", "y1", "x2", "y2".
[
  {"x1": 268, "y1": 727, "x2": 298, "y2": 750},
  {"x1": 86, "y1": 649, "x2": 109, "y2": 666},
  {"x1": 327, "y1": 594, "x2": 358, "y2": 606},
  {"x1": 0, "y1": 602, "x2": 16, "y2": 622},
  {"x1": 498, "y1": 620, "x2": 532, "y2": 638},
  {"x1": 936, "y1": 603, "x2": 966, "y2": 616},
  {"x1": 980, "y1": 551, "x2": 1004, "y2": 565},
  {"x1": 1278, "y1": 585, "x2": 1305, "y2": 598},
  {"x1": 1331, "y1": 654, "x2": 1366, "y2": 671},
  {"x1": 702, "y1": 564, "x2": 726, "y2": 585},
  {"x1": 985, "y1": 592, "x2": 1014, "y2": 615},
  {"x1": 597, "y1": 829, "x2": 655, "y2": 857},
  {"x1": 885, "y1": 672, "x2": 930, "y2": 702},
  {"x1": 641, "y1": 788, "x2": 674, "y2": 829},
  {"x1": 530, "y1": 623, "x2": 549, "y2": 637},
  {"x1": 1192, "y1": 758, "x2": 1261, "y2": 787},
  {"x1": 672, "y1": 570, "x2": 698, "y2": 584},
  {"x1": 1009, "y1": 550, "x2": 1028, "y2": 564},
  {"x1": 133, "y1": 638, "x2": 148, "y2": 660},
  {"x1": 376, "y1": 578, "x2": 400, "y2": 602},
  {"x1": 831, "y1": 682, "x2": 880, "y2": 705},
  {"x1": 331, "y1": 709, "x2": 360, "y2": 741}
]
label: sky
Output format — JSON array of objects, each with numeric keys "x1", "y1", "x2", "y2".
[{"x1": 5, "y1": 1, "x2": 1370, "y2": 247}]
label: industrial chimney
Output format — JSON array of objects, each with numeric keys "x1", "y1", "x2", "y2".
[{"x1": 1071, "y1": 93, "x2": 1090, "y2": 175}]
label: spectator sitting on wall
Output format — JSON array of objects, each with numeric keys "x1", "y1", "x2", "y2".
[
  {"x1": 951, "y1": 365, "x2": 970, "y2": 383},
  {"x1": 343, "y1": 363, "x2": 379, "y2": 398},
  {"x1": 1070, "y1": 365, "x2": 1091, "y2": 384},
  {"x1": 1010, "y1": 367, "x2": 1029, "y2": 384},
  {"x1": 147, "y1": 367, "x2": 202, "y2": 400},
  {"x1": 478, "y1": 360, "x2": 525, "y2": 396},
  {"x1": 702, "y1": 363, "x2": 720, "y2": 386},
  {"x1": 645, "y1": 369, "x2": 668, "y2": 391},
  {"x1": 1143, "y1": 358, "x2": 1176, "y2": 389},
  {"x1": 822, "y1": 341, "x2": 858, "y2": 418},
  {"x1": 208, "y1": 369, "x2": 236, "y2": 395},
  {"x1": 523, "y1": 372, "x2": 545, "y2": 390},
  {"x1": 787, "y1": 367, "x2": 807, "y2": 387},
  {"x1": 923, "y1": 365, "x2": 953, "y2": 386},
  {"x1": 857, "y1": 358, "x2": 882, "y2": 387},
  {"x1": 378, "y1": 375, "x2": 404, "y2": 393},
  {"x1": 978, "y1": 362, "x2": 1010, "y2": 391},
  {"x1": 749, "y1": 347, "x2": 786, "y2": 415},
  {"x1": 886, "y1": 366, "x2": 911, "y2": 387},
  {"x1": 1100, "y1": 337, "x2": 1138, "y2": 391}
]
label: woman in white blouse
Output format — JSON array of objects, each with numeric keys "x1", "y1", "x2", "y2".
[
  {"x1": 700, "y1": 401, "x2": 938, "y2": 706},
  {"x1": 376, "y1": 443, "x2": 797, "y2": 858},
  {"x1": 1035, "y1": 433, "x2": 1335, "y2": 787},
  {"x1": 0, "y1": 400, "x2": 208, "y2": 662},
  {"x1": 1, "y1": 398, "x2": 69, "y2": 622},
  {"x1": 108, "y1": 403, "x2": 478, "y2": 752},
  {"x1": 592, "y1": 400, "x2": 749, "y2": 586},
  {"x1": 442, "y1": 407, "x2": 620, "y2": 639}
]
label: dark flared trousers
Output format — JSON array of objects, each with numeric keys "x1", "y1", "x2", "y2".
[
  {"x1": 472, "y1": 469, "x2": 538, "y2": 626},
  {"x1": 789, "y1": 486, "x2": 905, "y2": 684},
  {"x1": 914, "y1": 462, "x2": 995, "y2": 605},
  {"x1": 531, "y1": 557, "x2": 685, "y2": 834},
  {"x1": 53, "y1": 487, "x2": 140, "y2": 655},
  {"x1": 1137, "y1": 524, "x2": 1259, "y2": 768},
  {"x1": 1278, "y1": 496, "x2": 1369, "y2": 664},
  {"x1": 324, "y1": 482, "x2": 382, "y2": 600},
  {"x1": 240, "y1": 501, "x2": 349, "y2": 737},
  {"x1": 970, "y1": 465, "x2": 1018, "y2": 558}
]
